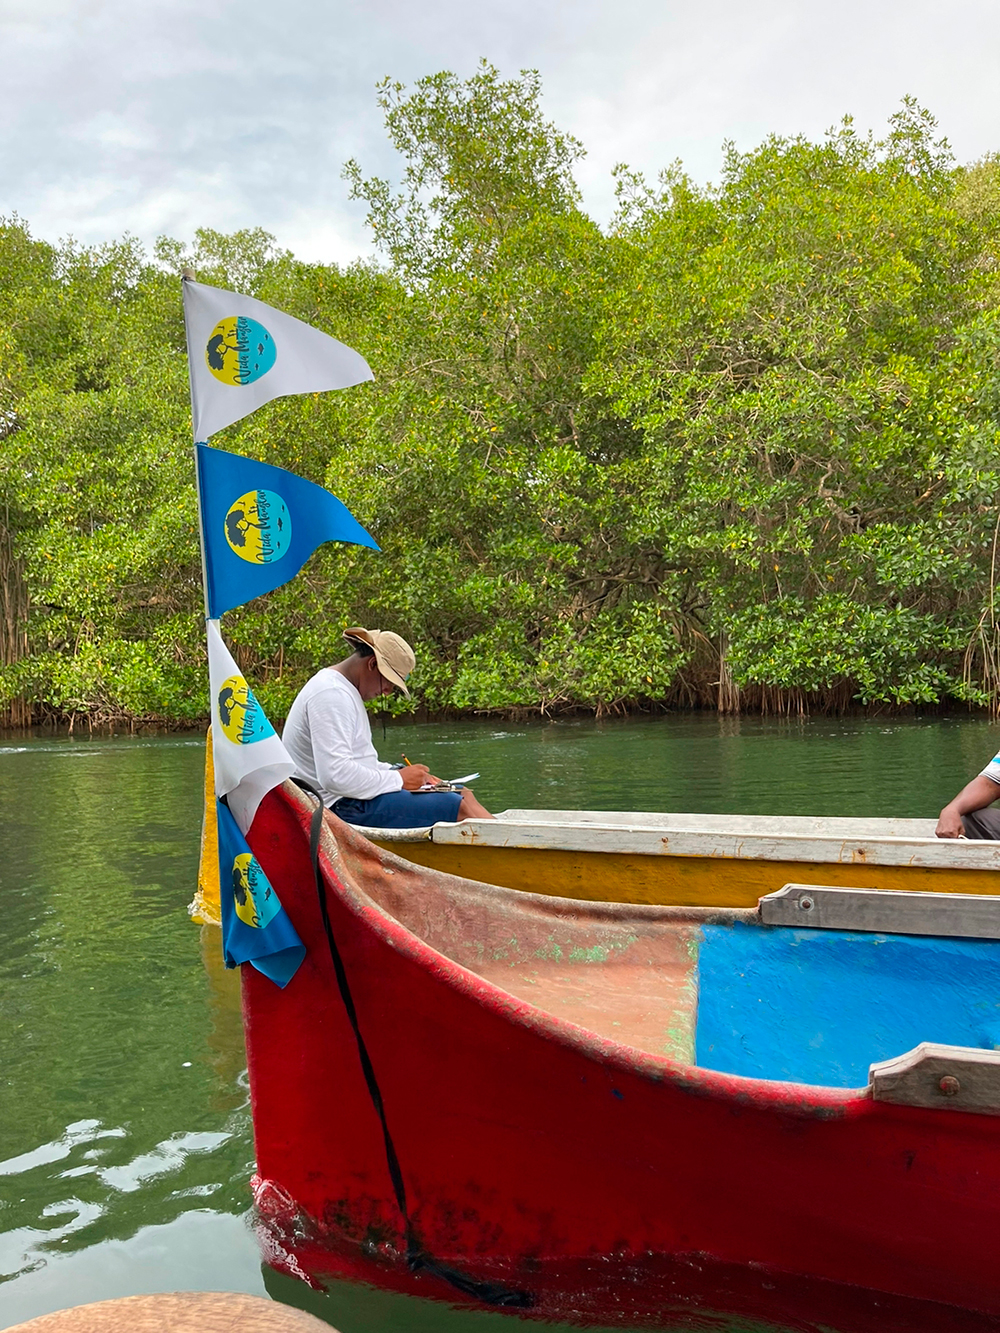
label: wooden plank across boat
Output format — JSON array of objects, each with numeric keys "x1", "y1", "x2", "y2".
[
  {"x1": 243, "y1": 783, "x2": 1000, "y2": 1324},
  {"x1": 367, "y1": 808, "x2": 1000, "y2": 906}
]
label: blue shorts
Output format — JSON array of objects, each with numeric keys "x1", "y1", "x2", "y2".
[{"x1": 331, "y1": 788, "x2": 463, "y2": 830}]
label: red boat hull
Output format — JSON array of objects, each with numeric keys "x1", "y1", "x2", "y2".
[{"x1": 243, "y1": 786, "x2": 1000, "y2": 1322}]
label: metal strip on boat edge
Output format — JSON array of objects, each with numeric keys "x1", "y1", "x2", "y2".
[
  {"x1": 869, "y1": 1042, "x2": 1000, "y2": 1115},
  {"x1": 759, "y1": 883, "x2": 1000, "y2": 939}
]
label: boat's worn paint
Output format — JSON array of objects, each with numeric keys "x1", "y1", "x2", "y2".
[
  {"x1": 379, "y1": 837, "x2": 1000, "y2": 906},
  {"x1": 242, "y1": 784, "x2": 1000, "y2": 1321},
  {"x1": 695, "y1": 922, "x2": 1000, "y2": 1086}
]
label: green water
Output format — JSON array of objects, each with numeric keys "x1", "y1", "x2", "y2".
[{"x1": 1, "y1": 713, "x2": 998, "y2": 1331}]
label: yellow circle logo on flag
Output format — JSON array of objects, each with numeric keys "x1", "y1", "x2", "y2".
[
  {"x1": 231, "y1": 852, "x2": 280, "y2": 929},
  {"x1": 217, "y1": 674, "x2": 275, "y2": 745},
  {"x1": 205, "y1": 315, "x2": 276, "y2": 386},
  {"x1": 224, "y1": 489, "x2": 291, "y2": 565}
]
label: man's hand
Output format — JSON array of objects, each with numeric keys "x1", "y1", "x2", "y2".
[
  {"x1": 400, "y1": 764, "x2": 441, "y2": 790},
  {"x1": 935, "y1": 805, "x2": 965, "y2": 838},
  {"x1": 935, "y1": 774, "x2": 1000, "y2": 837}
]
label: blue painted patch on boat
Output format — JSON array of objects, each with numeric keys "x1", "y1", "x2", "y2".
[{"x1": 694, "y1": 921, "x2": 1000, "y2": 1087}]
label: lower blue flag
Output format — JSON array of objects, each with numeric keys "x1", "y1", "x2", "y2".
[{"x1": 216, "y1": 799, "x2": 305, "y2": 987}]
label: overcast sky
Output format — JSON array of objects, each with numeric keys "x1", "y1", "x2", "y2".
[{"x1": 2, "y1": 0, "x2": 999, "y2": 267}]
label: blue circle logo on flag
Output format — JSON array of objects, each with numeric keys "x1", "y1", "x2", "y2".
[
  {"x1": 217, "y1": 674, "x2": 275, "y2": 745},
  {"x1": 224, "y1": 489, "x2": 291, "y2": 565},
  {"x1": 231, "y1": 851, "x2": 280, "y2": 929},
  {"x1": 205, "y1": 316, "x2": 276, "y2": 386}
]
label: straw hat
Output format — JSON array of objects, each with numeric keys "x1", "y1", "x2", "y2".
[{"x1": 344, "y1": 626, "x2": 415, "y2": 697}]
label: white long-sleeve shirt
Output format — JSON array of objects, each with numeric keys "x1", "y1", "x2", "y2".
[{"x1": 281, "y1": 669, "x2": 403, "y2": 805}]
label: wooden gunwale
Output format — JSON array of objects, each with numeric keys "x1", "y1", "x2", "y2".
[{"x1": 367, "y1": 809, "x2": 1000, "y2": 907}]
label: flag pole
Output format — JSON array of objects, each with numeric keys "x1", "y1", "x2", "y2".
[
  {"x1": 181, "y1": 267, "x2": 212, "y2": 621},
  {"x1": 182, "y1": 267, "x2": 221, "y2": 923}
]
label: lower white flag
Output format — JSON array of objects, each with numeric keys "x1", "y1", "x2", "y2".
[{"x1": 207, "y1": 619, "x2": 295, "y2": 833}]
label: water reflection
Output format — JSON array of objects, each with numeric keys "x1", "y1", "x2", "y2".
[
  {"x1": 200, "y1": 925, "x2": 252, "y2": 1104},
  {"x1": 0, "y1": 735, "x2": 256, "y2": 1326}
]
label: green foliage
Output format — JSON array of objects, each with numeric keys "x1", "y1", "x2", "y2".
[
  {"x1": 3, "y1": 79, "x2": 1000, "y2": 723},
  {"x1": 725, "y1": 595, "x2": 965, "y2": 705},
  {"x1": 343, "y1": 60, "x2": 583, "y2": 279}
]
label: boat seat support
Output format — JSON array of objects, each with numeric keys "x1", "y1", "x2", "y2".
[
  {"x1": 760, "y1": 884, "x2": 1000, "y2": 939},
  {"x1": 870, "y1": 1043, "x2": 1000, "y2": 1115}
]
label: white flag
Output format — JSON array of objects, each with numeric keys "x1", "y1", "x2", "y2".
[
  {"x1": 207, "y1": 619, "x2": 295, "y2": 833},
  {"x1": 182, "y1": 278, "x2": 373, "y2": 441}
]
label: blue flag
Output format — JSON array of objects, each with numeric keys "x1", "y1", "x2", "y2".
[
  {"x1": 217, "y1": 799, "x2": 305, "y2": 987},
  {"x1": 196, "y1": 442, "x2": 379, "y2": 618}
]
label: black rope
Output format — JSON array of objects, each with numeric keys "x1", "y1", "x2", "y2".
[{"x1": 296, "y1": 782, "x2": 532, "y2": 1309}]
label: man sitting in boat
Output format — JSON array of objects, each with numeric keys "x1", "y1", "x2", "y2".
[
  {"x1": 936, "y1": 751, "x2": 1000, "y2": 837},
  {"x1": 282, "y1": 626, "x2": 493, "y2": 830}
]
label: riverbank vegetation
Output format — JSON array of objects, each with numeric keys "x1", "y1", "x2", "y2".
[{"x1": 3, "y1": 65, "x2": 1000, "y2": 724}]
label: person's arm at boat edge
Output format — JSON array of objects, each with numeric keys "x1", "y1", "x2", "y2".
[{"x1": 936, "y1": 767, "x2": 1000, "y2": 838}]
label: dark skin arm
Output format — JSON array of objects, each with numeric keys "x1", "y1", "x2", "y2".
[{"x1": 936, "y1": 774, "x2": 1000, "y2": 837}]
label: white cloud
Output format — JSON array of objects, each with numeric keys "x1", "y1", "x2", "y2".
[{"x1": 1, "y1": 0, "x2": 998, "y2": 267}]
